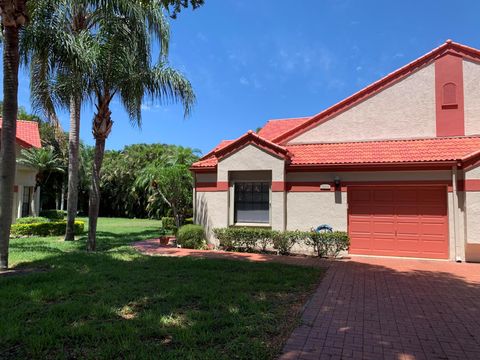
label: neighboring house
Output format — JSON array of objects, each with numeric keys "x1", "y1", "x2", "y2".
[
  {"x1": 0, "y1": 119, "x2": 42, "y2": 222},
  {"x1": 191, "y1": 40, "x2": 480, "y2": 262}
]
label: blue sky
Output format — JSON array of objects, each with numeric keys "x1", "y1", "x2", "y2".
[{"x1": 8, "y1": 0, "x2": 480, "y2": 154}]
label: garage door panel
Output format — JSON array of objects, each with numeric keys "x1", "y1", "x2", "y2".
[
  {"x1": 373, "y1": 190, "x2": 394, "y2": 202},
  {"x1": 348, "y1": 186, "x2": 449, "y2": 259},
  {"x1": 421, "y1": 222, "x2": 447, "y2": 236}
]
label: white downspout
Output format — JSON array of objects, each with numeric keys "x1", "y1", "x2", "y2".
[{"x1": 451, "y1": 165, "x2": 461, "y2": 262}]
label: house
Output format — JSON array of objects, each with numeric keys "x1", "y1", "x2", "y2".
[
  {"x1": 0, "y1": 119, "x2": 42, "y2": 222},
  {"x1": 191, "y1": 40, "x2": 480, "y2": 262}
]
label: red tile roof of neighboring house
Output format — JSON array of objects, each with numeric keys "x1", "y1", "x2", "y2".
[
  {"x1": 0, "y1": 119, "x2": 42, "y2": 148},
  {"x1": 287, "y1": 136, "x2": 480, "y2": 167},
  {"x1": 257, "y1": 117, "x2": 311, "y2": 141}
]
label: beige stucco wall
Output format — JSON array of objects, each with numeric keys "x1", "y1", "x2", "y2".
[
  {"x1": 288, "y1": 63, "x2": 436, "y2": 144},
  {"x1": 195, "y1": 172, "x2": 217, "y2": 183},
  {"x1": 463, "y1": 59, "x2": 480, "y2": 135},
  {"x1": 217, "y1": 144, "x2": 285, "y2": 182},
  {"x1": 194, "y1": 191, "x2": 228, "y2": 245},
  {"x1": 286, "y1": 191, "x2": 347, "y2": 232}
]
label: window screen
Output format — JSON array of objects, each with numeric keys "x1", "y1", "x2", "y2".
[{"x1": 234, "y1": 182, "x2": 270, "y2": 223}]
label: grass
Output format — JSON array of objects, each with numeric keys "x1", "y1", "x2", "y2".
[{"x1": 1, "y1": 217, "x2": 322, "y2": 359}]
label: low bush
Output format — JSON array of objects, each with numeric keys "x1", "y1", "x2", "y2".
[
  {"x1": 11, "y1": 221, "x2": 85, "y2": 237},
  {"x1": 176, "y1": 224, "x2": 206, "y2": 249},
  {"x1": 272, "y1": 230, "x2": 302, "y2": 255},
  {"x1": 305, "y1": 231, "x2": 350, "y2": 258},
  {"x1": 15, "y1": 216, "x2": 50, "y2": 224},
  {"x1": 213, "y1": 227, "x2": 350, "y2": 257},
  {"x1": 39, "y1": 210, "x2": 66, "y2": 220},
  {"x1": 161, "y1": 217, "x2": 177, "y2": 232}
]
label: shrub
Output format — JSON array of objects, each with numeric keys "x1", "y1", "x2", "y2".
[
  {"x1": 161, "y1": 217, "x2": 177, "y2": 232},
  {"x1": 305, "y1": 231, "x2": 350, "y2": 258},
  {"x1": 176, "y1": 224, "x2": 206, "y2": 249},
  {"x1": 183, "y1": 217, "x2": 194, "y2": 225},
  {"x1": 273, "y1": 230, "x2": 302, "y2": 255},
  {"x1": 39, "y1": 210, "x2": 66, "y2": 220},
  {"x1": 213, "y1": 228, "x2": 236, "y2": 251},
  {"x1": 11, "y1": 220, "x2": 85, "y2": 237},
  {"x1": 16, "y1": 216, "x2": 50, "y2": 224}
]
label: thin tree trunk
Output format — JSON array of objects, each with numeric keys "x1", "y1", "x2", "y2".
[
  {"x1": 65, "y1": 96, "x2": 81, "y2": 240},
  {"x1": 0, "y1": 24, "x2": 20, "y2": 270},
  {"x1": 60, "y1": 183, "x2": 65, "y2": 211},
  {"x1": 87, "y1": 137, "x2": 106, "y2": 251}
]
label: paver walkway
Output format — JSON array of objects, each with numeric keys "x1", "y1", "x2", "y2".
[
  {"x1": 280, "y1": 257, "x2": 480, "y2": 360},
  {"x1": 133, "y1": 239, "x2": 331, "y2": 268}
]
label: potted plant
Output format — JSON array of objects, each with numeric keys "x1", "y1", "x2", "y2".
[{"x1": 159, "y1": 228, "x2": 170, "y2": 246}]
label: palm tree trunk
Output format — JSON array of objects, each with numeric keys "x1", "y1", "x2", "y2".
[
  {"x1": 0, "y1": 23, "x2": 20, "y2": 270},
  {"x1": 87, "y1": 137, "x2": 106, "y2": 251},
  {"x1": 65, "y1": 96, "x2": 81, "y2": 241}
]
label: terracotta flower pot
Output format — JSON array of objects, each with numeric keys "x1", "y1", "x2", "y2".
[{"x1": 159, "y1": 236, "x2": 170, "y2": 246}]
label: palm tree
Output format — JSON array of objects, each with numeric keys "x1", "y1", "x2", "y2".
[
  {"x1": 17, "y1": 146, "x2": 65, "y2": 214},
  {"x1": 0, "y1": 0, "x2": 28, "y2": 270},
  {"x1": 22, "y1": 0, "x2": 98, "y2": 241},
  {"x1": 85, "y1": 4, "x2": 195, "y2": 251}
]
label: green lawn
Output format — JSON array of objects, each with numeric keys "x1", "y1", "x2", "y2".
[{"x1": 1, "y1": 218, "x2": 322, "y2": 359}]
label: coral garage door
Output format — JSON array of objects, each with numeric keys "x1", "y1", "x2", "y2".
[{"x1": 348, "y1": 186, "x2": 449, "y2": 259}]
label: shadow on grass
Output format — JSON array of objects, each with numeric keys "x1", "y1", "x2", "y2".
[{"x1": 1, "y1": 240, "x2": 322, "y2": 360}]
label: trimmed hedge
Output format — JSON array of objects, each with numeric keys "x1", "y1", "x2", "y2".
[
  {"x1": 15, "y1": 216, "x2": 50, "y2": 224},
  {"x1": 304, "y1": 231, "x2": 350, "y2": 258},
  {"x1": 11, "y1": 221, "x2": 85, "y2": 237},
  {"x1": 213, "y1": 227, "x2": 350, "y2": 257},
  {"x1": 176, "y1": 224, "x2": 206, "y2": 249},
  {"x1": 39, "y1": 210, "x2": 66, "y2": 220}
]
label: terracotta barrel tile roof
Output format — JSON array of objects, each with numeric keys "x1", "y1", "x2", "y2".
[
  {"x1": 257, "y1": 117, "x2": 311, "y2": 140},
  {"x1": 287, "y1": 136, "x2": 480, "y2": 166},
  {"x1": 0, "y1": 119, "x2": 42, "y2": 148}
]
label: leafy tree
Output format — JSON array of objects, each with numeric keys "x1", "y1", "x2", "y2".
[
  {"x1": 136, "y1": 164, "x2": 193, "y2": 227},
  {"x1": 0, "y1": 0, "x2": 29, "y2": 270},
  {"x1": 85, "y1": 2, "x2": 195, "y2": 251}
]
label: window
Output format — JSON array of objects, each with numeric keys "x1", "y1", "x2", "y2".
[
  {"x1": 234, "y1": 182, "x2": 270, "y2": 224},
  {"x1": 21, "y1": 186, "x2": 33, "y2": 217}
]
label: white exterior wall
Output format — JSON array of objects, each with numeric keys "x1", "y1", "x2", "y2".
[
  {"x1": 12, "y1": 144, "x2": 40, "y2": 222},
  {"x1": 288, "y1": 64, "x2": 436, "y2": 144},
  {"x1": 463, "y1": 60, "x2": 480, "y2": 135}
]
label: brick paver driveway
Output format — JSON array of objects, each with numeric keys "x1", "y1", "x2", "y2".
[{"x1": 280, "y1": 257, "x2": 480, "y2": 360}]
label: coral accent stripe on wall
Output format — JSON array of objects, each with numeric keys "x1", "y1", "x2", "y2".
[{"x1": 435, "y1": 54, "x2": 465, "y2": 136}]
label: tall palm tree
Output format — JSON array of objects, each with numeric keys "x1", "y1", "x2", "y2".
[
  {"x1": 85, "y1": 4, "x2": 195, "y2": 251},
  {"x1": 0, "y1": 0, "x2": 28, "y2": 270},
  {"x1": 22, "y1": 0, "x2": 97, "y2": 241}
]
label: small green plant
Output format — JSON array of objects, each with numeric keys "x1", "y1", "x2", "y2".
[
  {"x1": 11, "y1": 221, "x2": 85, "y2": 237},
  {"x1": 176, "y1": 224, "x2": 206, "y2": 249},
  {"x1": 183, "y1": 217, "x2": 194, "y2": 225},
  {"x1": 15, "y1": 216, "x2": 50, "y2": 224},
  {"x1": 39, "y1": 210, "x2": 66, "y2": 220},
  {"x1": 161, "y1": 217, "x2": 177, "y2": 233}
]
